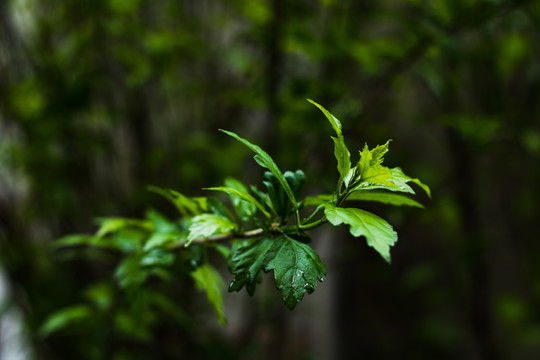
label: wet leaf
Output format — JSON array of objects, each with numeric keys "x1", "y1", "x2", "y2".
[{"x1": 229, "y1": 235, "x2": 326, "y2": 309}]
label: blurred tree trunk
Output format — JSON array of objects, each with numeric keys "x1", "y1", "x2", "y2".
[{"x1": 446, "y1": 126, "x2": 498, "y2": 360}]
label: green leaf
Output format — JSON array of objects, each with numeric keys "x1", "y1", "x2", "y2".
[
  {"x1": 95, "y1": 217, "x2": 153, "y2": 239},
  {"x1": 343, "y1": 167, "x2": 357, "y2": 188},
  {"x1": 186, "y1": 214, "x2": 236, "y2": 246},
  {"x1": 264, "y1": 235, "x2": 326, "y2": 309},
  {"x1": 191, "y1": 263, "x2": 227, "y2": 325},
  {"x1": 229, "y1": 236, "x2": 326, "y2": 309},
  {"x1": 350, "y1": 182, "x2": 414, "y2": 194},
  {"x1": 332, "y1": 135, "x2": 351, "y2": 185},
  {"x1": 250, "y1": 185, "x2": 273, "y2": 213},
  {"x1": 390, "y1": 167, "x2": 431, "y2": 198},
  {"x1": 148, "y1": 185, "x2": 205, "y2": 217},
  {"x1": 356, "y1": 141, "x2": 394, "y2": 186},
  {"x1": 303, "y1": 194, "x2": 333, "y2": 207},
  {"x1": 307, "y1": 99, "x2": 342, "y2": 137},
  {"x1": 224, "y1": 177, "x2": 259, "y2": 220},
  {"x1": 324, "y1": 204, "x2": 397, "y2": 263},
  {"x1": 228, "y1": 238, "x2": 273, "y2": 295},
  {"x1": 220, "y1": 129, "x2": 298, "y2": 212},
  {"x1": 262, "y1": 170, "x2": 305, "y2": 220},
  {"x1": 348, "y1": 141, "x2": 431, "y2": 197},
  {"x1": 115, "y1": 255, "x2": 152, "y2": 288},
  {"x1": 207, "y1": 196, "x2": 236, "y2": 221},
  {"x1": 350, "y1": 142, "x2": 431, "y2": 199},
  {"x1": 140, "y1": 248, "x2": 175, "y2": 267},
  {"x1": 143, "y1": 232, "x2": 184, "y2": 251},
  {"x1": 308, "y1": 100, "x2": 351, "y2": 185},
  {"x1": 84, "y1": 282, "x2": 113, "y2": 310},
  {"x1": 205, "y1": 184, "x2": 270, "y2": 220},
  {"x1": 52, "y1": 234, "x2": 100, "y2": 249},
  {"x1": 145, "y1": 208, "x2": 181, "y2": 233},
  {"x1": 346, "y1": 191, "x2": 424, "y2": 208},
  {"x1": 38, "y1": 305, "x2": 92, "y2": 337},
  {"x1": 304, "y1": 191, "x2": 423, "y2": 208}
]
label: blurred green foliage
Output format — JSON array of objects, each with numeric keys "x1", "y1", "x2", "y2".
[{"x1": 1, "y1": 0, "x2": 540, "y2": 359}]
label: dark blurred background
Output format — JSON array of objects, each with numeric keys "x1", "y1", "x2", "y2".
[{"x1": 1, "y1": 0, "x2": 540, "y2": 359}]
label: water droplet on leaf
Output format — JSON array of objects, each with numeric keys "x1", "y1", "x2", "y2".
[{"x1": 304, "y1": 282, "x2": 314, "y2": 294}]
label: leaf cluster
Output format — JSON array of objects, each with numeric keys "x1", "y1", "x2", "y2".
[{"x1": 47, "y1": 100, "x2": 430, "y2": 330}]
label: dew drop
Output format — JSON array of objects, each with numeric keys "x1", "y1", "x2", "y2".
[{"x1": 304, "y1": 282, "x2": 314, "y2": 294}]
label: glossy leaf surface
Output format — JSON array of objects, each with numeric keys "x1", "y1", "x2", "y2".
[
  {"x1": 229, "y1": 235, "x2": 326, "y2": 309},
  {"x1": 262, "y1": 170, "x2": 305, "y2": 220}
]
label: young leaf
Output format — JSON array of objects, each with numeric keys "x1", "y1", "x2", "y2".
[
  {"x1": 324, "y1": 204, "x2": 397, "y2": 263},
  {"x1": 332, "y1": 135, "x2": 351, "y2": 186},
  {"x1": 191, "y1": 263, "x2": 227, "y2": 325},
  {"x1": 346, "y1": 191, "x2": 425, "y2": 208},
  {"x1": 204, "y1": 185, "x2": 270, "y2": 220},
  {"x1": 356, "y1": 142, "x2": 394, "y2": 186},
  {"x1": 308, "y1": 99, "x2": 351, "y2": 185},
  {"x1": 390, "y1": 167, "x2": 431, "y2": 198},
  {"x1": 219, "y1": 129, "x2": 298, "y2": 212},
  {"x1": 307, "y1": 99, "x2": 342, "y2": 137},
  {"x1": 229, "y1": 236, "x2": 326, "y2": 309},
  {"x1": 186, "y1": 214, "x2": 236, "y2": 247}
]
